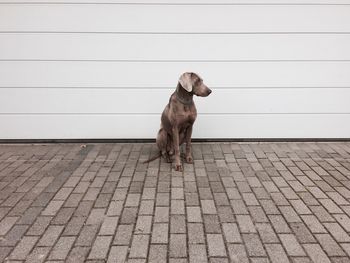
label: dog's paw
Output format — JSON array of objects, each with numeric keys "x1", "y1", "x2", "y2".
[
  {"x1": 175, "y1": 164, "x2": 183, "y2": 172},
  {"x1": 186, "y1": 156, "x2": 193, "y2": 164}
]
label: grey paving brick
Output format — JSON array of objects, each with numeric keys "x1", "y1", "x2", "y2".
[
  {"x1": 188, "y1": 223, "x2": 205, "y2": 244},
  {"x1": 0, "y1": 216, "x2": 18, "y2": 235},
  {"x1": 154, "y1": 206, "x2": 169, "y2": 223},
  {"x1": 107, "y1": 246, "x2": 128, "y2": 263},
  {"x1": 139, "y1": 200, "x2": 154, "y2": 215},
  {"x1": 256, "y1": 223, "x2": 279, "y2": 243},
  {"x1": 265, "y1": 244, "x2": 289, "y2": 263},
  {"x1": 279, "y1": 233, "x2": 306, "y2": 256},
  {"x1": 129, "y1": 234, "x2": 150, "y2": 258},
  {"x1": 303, "y1": 244, "x2": 331, "y2": 263},
  {"x1": 49, "y1": 236, "x2": 75, "y2": 260},
  {"x1": 25, "y1": 246, "x2": 51, "y2": 263},
  {"x1": 279, "y1": 206, "x2": 302, "y2": 223},
  {"x1": 201, "y1": 200, "x2": 217, "y2": 214},
  {"x1": 171, "y1": 199, "x2": 185, "y2": 215},
  {"x1": 222, "y1": 223, "x2": 242, "y2": 243},
  {"x1": 243, "y1": 233, "x2": 266, "y2": 257},
  {"x1": 114, "y1": 224, "x2": 134, "y2": 245},
  {"x1": 334, "y1": 214, "x2": 350, "y2": 232},
  {"x1": 268, "y1": 215, "x2": 291, "y2": 233},
  {"x1": 170, "y1": 215, "x2": 186, "y2": 234},
  {"x1": 290, "y1": 199, "x2": 312, "y2": 214},
  {"x1": 88, "y1": 235, "x2": 113, "y2": 259},
  {"x1": 236, "y1": 215, "x2": 257, "y2": 233},
  {"x1": 38, "y1": 225, "x2": 64, "y2": 246},
  {"x1": 149, "y1": 244, "x2": 167, "y2": 263},
  {"x1": 170, "y1": 234, "x2": 187, "y2": 258},
  {"x1": 9, "y1": 236, "x2": 39, "y2": 260},
  {"x1": 227, "y1": 244, "x2": 249, "y2": 263},
  {"x1": 135, "y1": 215, "x2": 152, "y2": 234},
  {"x1": 189, "y1": 244, "x2": 208, "y2": 263},
  {"x1": 315, "y1": 233, "x2": 346, "y2": 257},
  {"x1": 27, "y1": 216, "x2": 52, "y2": 235},
  {"x1": 207, "y1": 234, "x2": 227, "y2": 257},
  {"x1": 66, "y1": 247, "x2": 90, "y2": 263},
  {"x1": 99, "y1": 216, "x2": 119, "y2": 235},
  {"x1": 324, "y1": 222, "x2": 350, "y2": 242},
  {"x1": 217, "y1": 206, "x2": 235, "y2": 223},
  {"x1": 0, "y1": 224, "x2": 29, "y2": 247},
  {"x1": 41, "y1": 200, "x2": 64, "y2": 216},
  {"x1": 151, "y1": 223, "x2": 168, "y2": 244},
  {"x1": 204, "y1": 214, "x2": 221, "y2": 233},
  {"x1": 187, "y1": 206, "x2": 202, "y2": 223}
]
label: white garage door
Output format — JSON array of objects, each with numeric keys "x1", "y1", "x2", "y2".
[{"x1": 0, "y1": 1, "x2": 350, "y2": 139}]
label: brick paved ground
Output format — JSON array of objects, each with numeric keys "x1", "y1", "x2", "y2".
[{"x1": 0, "y1": 142, "x2": 350, "y2": 262}]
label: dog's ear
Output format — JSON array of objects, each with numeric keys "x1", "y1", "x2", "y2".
[{"x1": 179, "y1": 72, "x2": 193, "y2": 92}]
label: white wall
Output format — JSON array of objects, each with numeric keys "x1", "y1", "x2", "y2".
[{"x1": 0, "y1": 1, "x2": 349, "y2": 139}]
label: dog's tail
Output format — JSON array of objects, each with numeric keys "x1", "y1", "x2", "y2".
[{"x1": 143, "y1": 152, "x2": 162, "y2": 164}]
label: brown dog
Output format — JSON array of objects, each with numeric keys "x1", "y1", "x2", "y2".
[{"x1": 145, "y1": 72, "x2": 212, "y2": 171}]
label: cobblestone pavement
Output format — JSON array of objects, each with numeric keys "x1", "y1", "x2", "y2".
[{"x1": 0, "y1": 142, "x2": 350, "y2": 262}]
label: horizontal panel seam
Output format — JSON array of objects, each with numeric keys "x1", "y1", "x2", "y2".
[
  {"x1": 1, "y1": 59, "x2": 350, "y2": 62},
  {"x1": 1, "y1": 3, "x2": 350, "y2": 5},
  {"x1": 1, "y1": 32, "x2": 350, "y2": 35},
  {"x1": 0, "y1": 86, "x2": 350, "y2": 91},
  {"x1": 1, "y1": 113, "x2": 349, "y2": 115}
]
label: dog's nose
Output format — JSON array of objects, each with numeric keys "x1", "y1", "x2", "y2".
[{"x1": 208, "y1": 89, "x2": 212, "y2": 95}]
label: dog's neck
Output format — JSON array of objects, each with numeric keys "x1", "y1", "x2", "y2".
[{"x1": 176, "y1": 83, "x2": 194, "y2": 105}]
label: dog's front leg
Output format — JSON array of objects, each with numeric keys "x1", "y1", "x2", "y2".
[
  {"x1": 185, "y1": 125, "x2": 193, "y2": 164},
  {"x1": 172, "y1": 126, "x2": 182, "y2": 171}
]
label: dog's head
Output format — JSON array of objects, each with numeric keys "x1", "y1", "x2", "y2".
[{"x1": 179, "y1": 72, "x2": 212, "y2": 97}]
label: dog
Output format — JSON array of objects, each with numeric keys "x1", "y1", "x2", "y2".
[{"x1": 144, "y1": 72, "x2": 212, "y2": 171}]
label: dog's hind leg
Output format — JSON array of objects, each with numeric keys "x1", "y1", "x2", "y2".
[{"x1": 157, "y1": 127, "x2": 171, "y2": 163}]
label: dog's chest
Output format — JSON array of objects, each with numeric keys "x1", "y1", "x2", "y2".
[{"x1": 176, "y1": 105, "x2": 197, "y2": 125}]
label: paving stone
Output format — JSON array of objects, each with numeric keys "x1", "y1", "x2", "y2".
[
  {"x1": 207, "y1": 234, "x2": 227, "y2": 257},
  {"x1": 188, "y1": 223, "x2": 205, "y2": 244},
  {"x1": 187, "y1": 206, "x2": 202, "y2": 223},
  {"x1": 236, "y1": 215, "x2": 256, "y2": 233},
  {"x1": 265, "y1": 244, "x2": 290, "y2": 263},
  {"x1": 88, "y1": 235, "x2": 113, "y2": 259},
  {"x1": 154, "y1": 206, "x2": 169, "y2": 223},
  {"x1": 149, "y1": 244, "x2": 167, "y2": 263},
  {"x1": 268, "y1": 215, "x2": 291, "y2": 233},
  {"x1": 107, "y1": 246, "x2": 128, "y2": 263},
  {"x1": 279, "y1": 233, "x2": 306, "y2": 256},
  {"x1": 99, "y1": 216, "x2": 119, "y2": 235},
  {"x1": 242, "y1": 233, "x2": 266, "y2": 257},
  {"x1": 49, "y1": 236, "x2": 76, "y2": 260},
  {"x1": 66, "y1": 247, "x2": 90, "y2": 263},
  {"x1": 315, "y1": 233, "x2": 346, "y2": 257},
  {"x1": 256, "y1": 223, "x2": 279, "y2": 243},
  {"x1": 171, "y1": 199, "x2": 185, "y2": 215},
  {"x1": 170, "y1": 215, "x2": 186, "y2": 234},
  {"x1": 114, "y1": 224, "x2": 134, "y2": 245},
  {"x1": 203, "y1": 214, "x2": 221, "y2": 233},
  {"x1": 222, "y1": 223, "x2": 242, "y2": 243},
  {"x1": 170, "y1": 234, "x2": 187, "y2": 258},
  {"x1": 227, "y1": 244, "x2": 249, "y2": 263},
  {"x1": 1, "y1": 143, "x2": 350, "y2": 263},
  {"x1": 217, "y1": 206, "x2": 235, "y2": 223},
  {"x1": 129, "y1": 234, "x2": 150, "y2": 258},
  {"x1": 151, "y1": 223, "x2": 168, "y2": 244},
  {"x1": 324, "y1": 222, "x2": 350, "y2": 242},
  {"x1": 9, "y1": 236, "x2": 39, "y2": 260},
  {"x1": 0, "y1": 216, "x2": 19, "y2": 235},
  {"x1": 189, "y1": 244, "x2": 208, "y2": 263},
  {"x1": 201, "y1": 200, "x2": 217, "y2": 214},
  {"x1": 303, "y1": 244, "x2": 331, "y2": 263}
]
